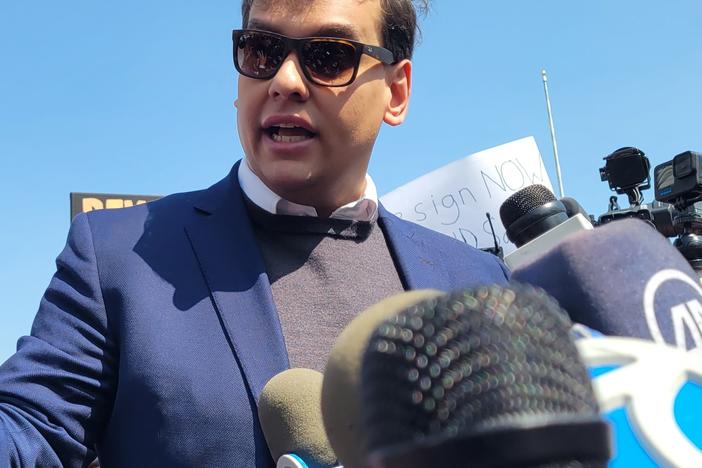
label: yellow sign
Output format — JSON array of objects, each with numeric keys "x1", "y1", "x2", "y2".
[{"x1": 70, "y1": 193, "x2": 161, "y2": 219}]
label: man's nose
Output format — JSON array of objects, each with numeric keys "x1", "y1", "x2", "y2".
[{"x1": 268, "y1": 52, "x2": 310, "y2": 102}]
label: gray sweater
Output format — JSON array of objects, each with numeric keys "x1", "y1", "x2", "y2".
[{"x1": 246, "y1": 201, "x2": 404, "y2": 371}]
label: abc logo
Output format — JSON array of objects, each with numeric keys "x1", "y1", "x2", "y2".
[
  {"x1": 643, "y1": 269, "x2": 702, "y2": 350},
  {"x1": 579, "y1": 336, "x2": 702, "y2": 467}
]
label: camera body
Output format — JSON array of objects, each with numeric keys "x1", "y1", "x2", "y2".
[
  {"x1": 596, "y1": 147, "x2": 677, "y2": 234},
  {"x1": 654, "y1": 151, "x2": 702, "y2": 207},
  {"x1": 652, "y1": 151, "x2": 702, "y2": 270},
  {"x1": 599, "y1": 146, "x2": 651, "y2": 199}
]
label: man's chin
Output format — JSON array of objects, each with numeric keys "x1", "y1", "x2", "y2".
[{"x1": 260, "y1": 168, "x2": 317, "y2": 199}]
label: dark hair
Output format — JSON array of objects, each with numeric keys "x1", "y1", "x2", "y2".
[{"x1": 240, "y1": 0, "x2": 428, "y2": 62}]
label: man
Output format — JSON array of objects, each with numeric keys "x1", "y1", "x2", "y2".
[{"x1": 0, "y1": 0, "x2": 508, "y2": 466}]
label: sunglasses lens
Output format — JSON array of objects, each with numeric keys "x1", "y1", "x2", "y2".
[
  {"x1": 235, "y1": 32, "x2": 286, "y2": 79},
  {"x1": 302, "y1": 40, "x2": 357, "y2": 86}
]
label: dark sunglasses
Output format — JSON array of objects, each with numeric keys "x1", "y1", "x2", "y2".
[{"x1": 231, "y1": 29, "x2": 395, "y2": 87}]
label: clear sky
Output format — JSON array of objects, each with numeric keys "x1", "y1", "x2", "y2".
[{"x1": 1, "y1": 0, "x2": 701, "y2": 362}]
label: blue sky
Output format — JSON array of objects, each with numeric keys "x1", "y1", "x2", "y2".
[{"x1": 1, "y1": 0, "x2": 701, "y2": 362}]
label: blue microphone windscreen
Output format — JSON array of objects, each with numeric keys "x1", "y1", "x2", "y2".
[{"x1": 512, "y1": 218, "x2": 702, "y2": 350}]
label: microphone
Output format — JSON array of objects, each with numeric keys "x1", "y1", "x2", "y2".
[
  {"x1": 360, "y1": 283, "x2": 612, "y2": 468},
  {"x1": 508, "y1": 218, "x2": 702, "y2": 465},
  {"x1": 499, "y1": 185, "x2": 593, "y2": 270},
  {"x1": 560, "y1": 196, "x2": 590, "y2": 219},
  {"x1": 321, "y1": 290, "x2": 445, "y2": 468},
  {"x1": 512, "y1": 217, "x2": 702, "y2": 350},
  {"x1": 258, "y1": 368, "x2": 337, "y2": 468}
]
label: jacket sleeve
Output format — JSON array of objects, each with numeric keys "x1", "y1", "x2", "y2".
[{"x1": 0, "y1": 213, "x2": 117, "y2": 467}]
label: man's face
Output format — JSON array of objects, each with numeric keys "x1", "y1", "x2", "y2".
[{"x1": 236, "y1": 0, "x2": 409, "y2": 213}]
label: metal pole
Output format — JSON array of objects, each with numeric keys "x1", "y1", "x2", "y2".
[{"x1": 541, "y1": 69, "x2": 565, "y2": 197}]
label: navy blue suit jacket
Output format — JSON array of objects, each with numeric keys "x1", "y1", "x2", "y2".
[{"x1": 0, "y1": 163, "x2": 509, "y2": 467}]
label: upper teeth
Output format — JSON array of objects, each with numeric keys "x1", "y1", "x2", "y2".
[{"x1": 277, "y1": 123, "x2": 298, "y2": 128}]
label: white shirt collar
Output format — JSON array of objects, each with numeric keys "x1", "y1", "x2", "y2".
[{"x1": 238, "y1": 159, "x2": 379, "y2": 222}]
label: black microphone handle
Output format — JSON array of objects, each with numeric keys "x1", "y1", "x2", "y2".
[
  {"x1": 506, "y1": 200, "x2": 568, "y2": 247},
  {"x1": 367, "y1": 418, "x2": 611, "y2": 468}
]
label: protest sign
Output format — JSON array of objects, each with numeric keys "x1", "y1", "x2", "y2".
[{"x1": 380, "y1": 137, "x2": 554, "y2": 254}]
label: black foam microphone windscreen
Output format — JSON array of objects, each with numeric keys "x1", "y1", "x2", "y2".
[
  {"x1": 499, "y1": 184, "x2": 568, "y2": 247},
  {"x1": 361, "y1": 284, "x2": 611, "y2": 468}
]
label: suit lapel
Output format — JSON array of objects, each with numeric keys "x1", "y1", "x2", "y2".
[
  {"x1": 379, "y1": 204, "x2": 449, "y2": 290},
  {"x1": 185, "y1": 163, "x2": 288, "y2": 401}
]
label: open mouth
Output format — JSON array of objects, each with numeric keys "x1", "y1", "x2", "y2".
[{"x1": 264, "y1": 123, "x2": 316, "y2": 143}]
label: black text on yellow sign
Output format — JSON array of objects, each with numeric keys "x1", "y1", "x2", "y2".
[{"x1": 70, "y1": 193, "x2": 161, "y2": 220}]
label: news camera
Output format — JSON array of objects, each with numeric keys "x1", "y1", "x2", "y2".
[
  {"x1": 597, "y1": 147, "x2": 702, "y2": 271},
  {"x1": 653, "y1": 151, "x2": 702, "y2": 270},
  {"x1": 597, "y1": 147, "x2": 677, "y2": 237}
]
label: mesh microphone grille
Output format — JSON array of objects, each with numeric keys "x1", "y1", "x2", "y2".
[
  {"x1": 361, "y1": 283, "x2": 599, "y2": 454},
  {"x1": 499, "y1": 184, "x2": 557, "y2": 229}
]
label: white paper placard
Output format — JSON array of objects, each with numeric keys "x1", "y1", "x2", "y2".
[{"x1": 380, "y1": 137, "x2": 554, "y2": 254}]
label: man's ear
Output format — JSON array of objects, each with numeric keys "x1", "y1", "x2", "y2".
[{"x1": 384, "y1": 59, "x2": 412, "y2": 126}]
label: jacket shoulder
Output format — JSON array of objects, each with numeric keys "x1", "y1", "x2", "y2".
[{"x1": 82, "y1": 188, "x2": 204, "y2": 225}]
